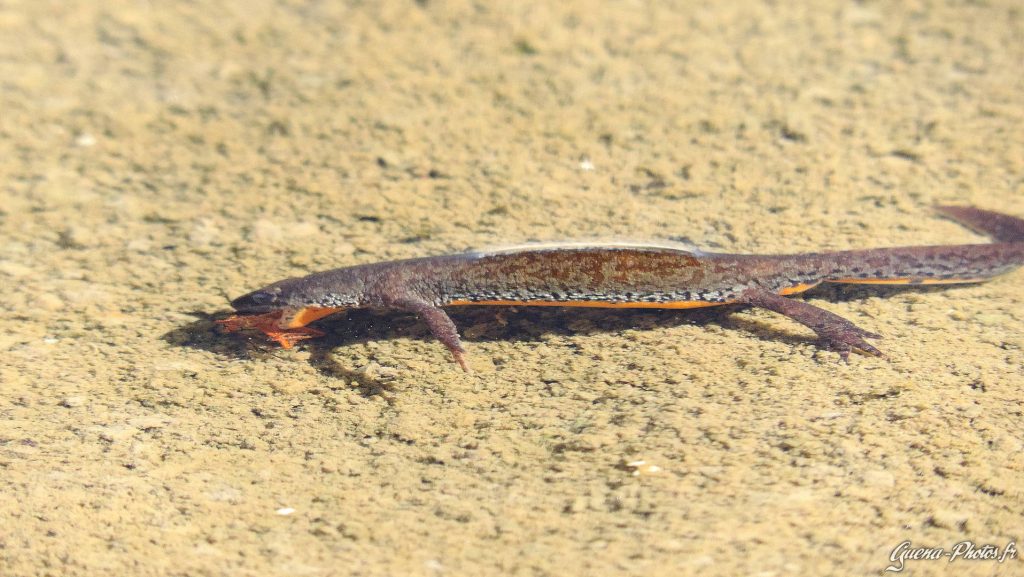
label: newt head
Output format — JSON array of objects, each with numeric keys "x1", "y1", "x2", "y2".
[
  {"x1": 230, "y1": 268, "x2": 366, "y2": 313},
  {"x1": 229, "y1": 279, "x2": 298, "y2": 313},
  {"x1": 223, "y1": 275, "x2": 352, "y2": 347}
]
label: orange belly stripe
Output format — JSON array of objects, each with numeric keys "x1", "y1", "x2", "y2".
[
  {"x1": 778, "y1": 282, "x2": 821, "y2": 295},
  {"x1": 827, "y1": 277, "x2": 986, "y2": 286},
  {"x1": 445, "y1": 299, "x2": 729, "y2": 309}
]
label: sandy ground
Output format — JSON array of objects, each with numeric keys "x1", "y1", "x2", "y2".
[{"x1": 1, "y1": 1, "x2": 1022, "y2": 576}]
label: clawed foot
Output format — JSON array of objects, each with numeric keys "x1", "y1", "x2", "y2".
[
  {"x1": 816, "y1": 323, "x2": 884, "y2": 361},
  {"x1": 451, "y1": 348, "x2": 471, "y2": 373}
]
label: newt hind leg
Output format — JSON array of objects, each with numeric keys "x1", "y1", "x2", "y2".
[{"x1": 738, "y1": 288, "x2": 882, "y2": 360}]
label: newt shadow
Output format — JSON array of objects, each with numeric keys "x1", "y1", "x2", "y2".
[{"x1": 165, "y1": 306, "x2": 740, "y2": 394}]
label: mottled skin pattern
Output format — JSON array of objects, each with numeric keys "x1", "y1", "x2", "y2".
[{"x1": 222, "y1": 206, "x2": 1024, "y2": 370}]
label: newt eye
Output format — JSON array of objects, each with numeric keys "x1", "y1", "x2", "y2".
[
  {"x1": 230, "y1": 288, "x2": 282, "y2": 312},
  {"x1": 250, "y1": 292, "x2": 275, "y2": 305}
]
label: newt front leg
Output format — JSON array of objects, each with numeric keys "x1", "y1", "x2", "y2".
[{"x1": 388, "y1": 297, "x2": 470, "y2": 372}]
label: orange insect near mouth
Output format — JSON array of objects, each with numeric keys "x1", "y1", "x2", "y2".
[{"x1": 216, "y1": 310, "x2": 328, "y2": 349}]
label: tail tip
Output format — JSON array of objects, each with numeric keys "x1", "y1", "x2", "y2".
[{"x1": 933, "y1": 204, "x2": 1024, "y2": 243}]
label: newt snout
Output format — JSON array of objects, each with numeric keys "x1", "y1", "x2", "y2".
[{"x1": 230, "y1": 288, "x2": 284, "y2": 313}]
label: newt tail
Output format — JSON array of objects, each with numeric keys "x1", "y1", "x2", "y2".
[{"x1": 219, "y1": 206, "x2": 1024, "y2": 369}]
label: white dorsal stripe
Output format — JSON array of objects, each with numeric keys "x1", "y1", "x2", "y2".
[{"x1": 468, "y1": 240, "x2": 704, "y2": 257}]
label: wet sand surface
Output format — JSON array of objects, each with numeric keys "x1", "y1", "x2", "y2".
[{"x1": 1, "y1": 1, "x2": 1022, "y2": 576}]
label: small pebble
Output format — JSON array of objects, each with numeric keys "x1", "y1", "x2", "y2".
[
  {"x1": 624, "y1": 460, "x2": 662, "y2": 477},
  {"x1": 60, "y1": 396, "x2": 85, "y2": 408}
]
